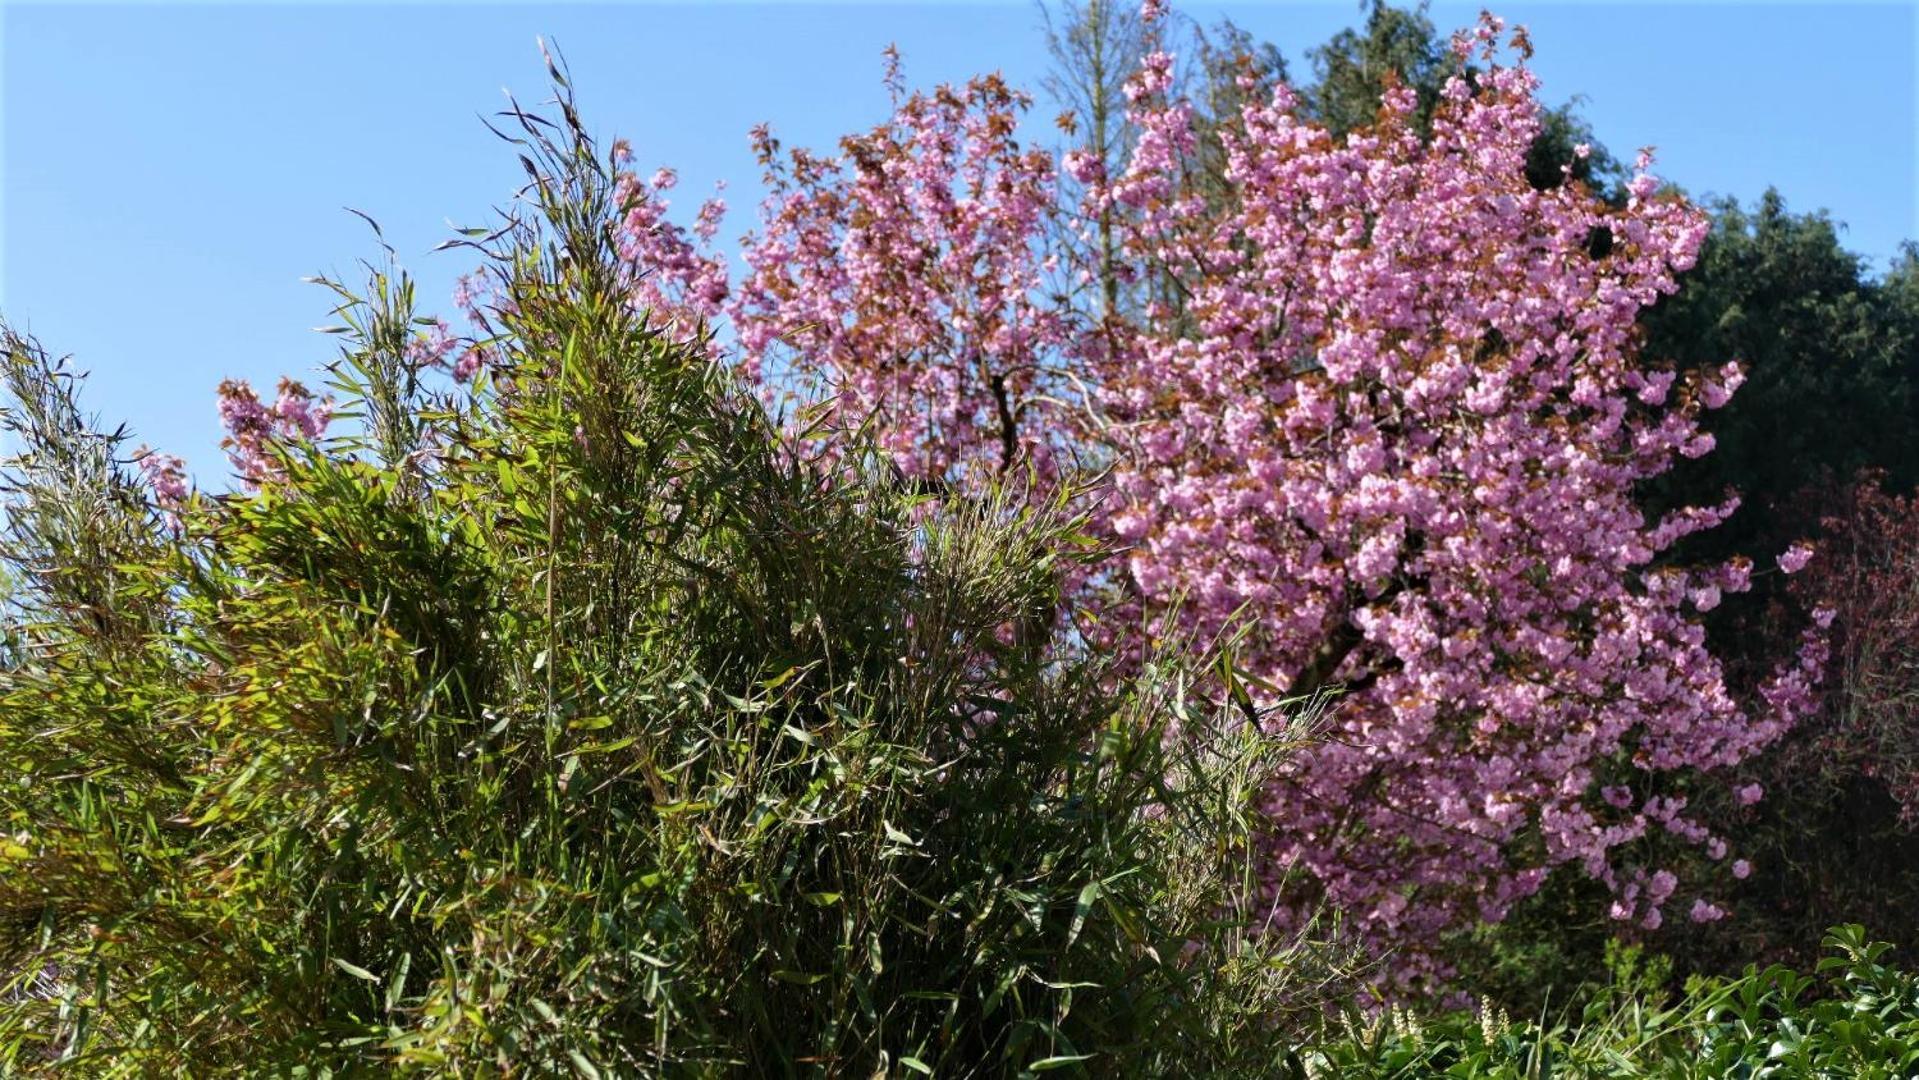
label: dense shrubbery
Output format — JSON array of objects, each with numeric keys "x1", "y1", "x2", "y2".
[
  {"x1": 198, "y1": 7, "x2": 1916, "y2": 1005},
  {"x1": 1689, "y1": 477, "x2": 1919, "y2": 974},
  {"x1": 1310, "y1": 926, "x2": 1919, "y2": 1078},
  {"x1": 0, "y1": 88, "x2": 1338, "y2": 1075}
]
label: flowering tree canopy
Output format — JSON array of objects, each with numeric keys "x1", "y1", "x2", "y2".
[
  {"x1": 730, "y1": 50, "x2": 1077, "y2": 487},
  {"x1": 1078, "y1": 13, "x2": 1825, "y2": 987}
]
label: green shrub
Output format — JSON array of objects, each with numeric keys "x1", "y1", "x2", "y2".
[
  {"x1": 1307, "y1": 925, "x2": 1919, "y2": 1078},
  {"x1": 0, "y1": 78, "x2": 1331, "y2": 1076}
]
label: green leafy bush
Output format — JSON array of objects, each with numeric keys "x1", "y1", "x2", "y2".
[
  {"x1": 1307, "y1": 925, "x2": 1919, "y2": 1078},
  {"x1": 0, "y1": 78, "x2": 1330, "y2": 1076}
]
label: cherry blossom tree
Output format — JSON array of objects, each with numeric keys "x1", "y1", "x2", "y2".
[
  {"x1": 1073, "y1": 10, "x2": 1825, "y2": 989},
  {"x1": 675, "y1": 9, "x2": 1828, "y2": 989}
]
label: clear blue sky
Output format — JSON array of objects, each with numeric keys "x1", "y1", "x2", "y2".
[{"x1": 3, "y1": 1, "x2": 1914, "y2": 482}]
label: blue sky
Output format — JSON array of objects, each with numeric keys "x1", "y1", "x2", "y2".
[{"x1": 3, "y1": 1, "x2": 1914, "y2": 481}]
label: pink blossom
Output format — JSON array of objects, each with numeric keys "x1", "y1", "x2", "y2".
[
  {"x1": 216, "y1": 377, "x2": 332, "y2": 487},
  {"x1": 1648, "y1": 870, "x2": 1678, "y2": 903},
  {"x1": 134, "y1": 447, "x2": 188, "y2": 518},
  {"x1": 1698, "y1": 362, "x2": 1745, "y2": 409},
  {"x1": 1056, "y1": 11, "x2": 1815, "y2": 987},
  {"x1": 1689, "y1": 899, "x2": 1726, "y2": 923},
  {"x1": 1777, "y1": 543, "x2": 1814, "y2": 574},
  {"x1": 730, "y1": 64, "x2": 1069, "y2": 485}
]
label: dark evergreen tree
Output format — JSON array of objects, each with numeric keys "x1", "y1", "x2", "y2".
[{"x1": 1646, "y1": 190, "x2": 1919, "y2": 570}]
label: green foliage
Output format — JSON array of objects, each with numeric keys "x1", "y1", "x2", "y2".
[
  {"x1": 1442, "y1": 871, "x2": 1622, "y2": 1023},
  {"x1": 1524, "y1": 104, "x2": 1624, "y2": 199},
  {"x1": 1306, "y1": 926, "x2": 1919, "y2": 1078},
  {"x1": 1645, "y1": 190, "x2": 1919, "y2": 568},
  {"x1": 0, "y1": 72, "x2": 1329, "y2": 1075},
  {"x1": 1302, "y1": 3, "x2": 1621, "y2": 196},
  {"x1": 1304, "y1": 0, "x2": 1448, "y2": 139},
  {"x1": 1628, "y1": 195, "x2": 1919, "y2": 984}
]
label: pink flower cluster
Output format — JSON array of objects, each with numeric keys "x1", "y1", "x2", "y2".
[
  {"x1": 134, "y1": 447, "x2": 188, "y2": 521},
  {"x1": 216, "y1": 377, "x2": 332, "y2": 487},
  {"x1": 728, "y1": 54, "x2": 1074, "y2": 486},
  {"x1": 406, "y1": 311, "x2": 488, "y2": 384},
  {"x1": 609, "y1": 139, "x2": 732, "y2": 340}
]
